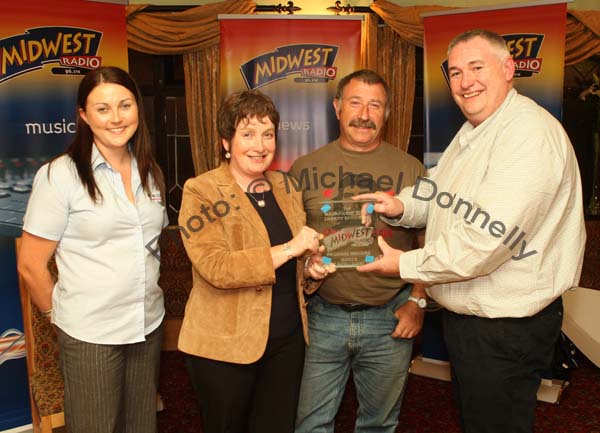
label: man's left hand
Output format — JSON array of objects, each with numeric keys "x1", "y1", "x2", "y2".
[
  {"x1": 356, "y1": 236, "x2": 403, "y2": 276},
  {"x1": 391, "y1": 301, "x2": 424, "y2": 339}
]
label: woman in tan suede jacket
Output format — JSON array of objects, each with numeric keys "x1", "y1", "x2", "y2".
[{"x1": 177, "y1": 90, "x2": 333, "y2": 433}]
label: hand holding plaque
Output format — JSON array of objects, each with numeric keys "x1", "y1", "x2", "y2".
[{"x1": 315, "y1": 199, "x2": 381, "y2": 268}]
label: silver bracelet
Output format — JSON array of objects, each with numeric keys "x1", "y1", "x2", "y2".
[
  {"x1": 283, "y1": 242, "x2": 294, "y2": 260},
  {"x1": 304, "y1": 256, "x2": 311, "y2": 273}
]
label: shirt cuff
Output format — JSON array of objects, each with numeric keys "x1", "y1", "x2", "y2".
[
  {"x1": 380, "y1": 196, "x2": 412, "y2": 227},
  {"x1": 400, "y1": 249, "x2": 422, "y2": 283},
  {"x1": 380, "y1": 214, "x2": 404, "y2": 226}
]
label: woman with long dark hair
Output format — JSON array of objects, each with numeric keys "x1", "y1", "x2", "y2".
[{"x1": 18, "y1": 66, "x2": 166, "y2": 433}]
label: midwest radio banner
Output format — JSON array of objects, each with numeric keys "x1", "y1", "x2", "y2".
[
  {"x1": 1, "y1": 0, "x2": 128, "y2": 175},
  {"x1": 0, "y1": 0, "x2": 127, "y2": 429},
  {"x1": 220, "y1": 15, "x2": 362, "y2": 171},
  {"x1": 422, "y1": 1, "x2": 567, "y2": 167}
]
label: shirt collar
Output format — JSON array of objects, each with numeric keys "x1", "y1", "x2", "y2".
[
  {"x1": 91, "y1": 143, "x2": 141, "y2": 194},
  {"x1": 91, "y1": 143, "x2": 108, "y2": 170},
  {"x1": 91, "y1": 143, "x2": 135, "y2": 171},
  {"x1": 458, "y1": 88, "x2": 517, "y2": 150}
]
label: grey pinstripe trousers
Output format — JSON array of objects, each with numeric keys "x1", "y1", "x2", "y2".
[{"x1": 56, "y1": 324, "x2": 163, "y2": 433}]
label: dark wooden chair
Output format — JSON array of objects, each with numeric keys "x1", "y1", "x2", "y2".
[
  {"x1": 157, "y1": 226, "x2": 193, "y2": 351},
  {"x1": 16, "y1": 238, "x2": 64, "y2": 433}
]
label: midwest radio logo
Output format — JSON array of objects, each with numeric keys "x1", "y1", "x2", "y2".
[
  {"x1": 240, "y1": 44, "x2": 339, "y2": 89},
  {"x1": 503, "y1": 33, "x2": 544, "y2": 77},
  {"x1": 441, "y1": 33, "x2": 545, "y2": 84},
  {"x1": 1, "y1": 26, "x2": 102, "y2": 84}
]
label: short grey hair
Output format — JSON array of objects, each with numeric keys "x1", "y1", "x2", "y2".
[{"x1": 447, "y1": 29, "x2": 510, "y2": 60}]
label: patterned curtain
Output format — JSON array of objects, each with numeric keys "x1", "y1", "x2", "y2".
[
  {"x1": 377, "y1": 26, "x2": 416, "y2": 152},
  {"x1": 183, "y1": 47, "x2": 221, "y2": 174}
]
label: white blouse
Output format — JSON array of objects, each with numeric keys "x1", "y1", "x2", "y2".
[{"x1": 23, "y1": 144, "x2": 167, "y2": 344}]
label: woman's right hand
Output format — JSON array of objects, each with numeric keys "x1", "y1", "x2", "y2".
[
  {"x1": 304, "y1": 254, "x2": 336, "y2": 280},
  {"x1": 288, "y1": 226, "x2": 322, "y2": 258}
]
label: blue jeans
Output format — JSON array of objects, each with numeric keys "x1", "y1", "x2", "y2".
[{"x1": 295, "y1": 289, "x2": 413, "y2": 433}]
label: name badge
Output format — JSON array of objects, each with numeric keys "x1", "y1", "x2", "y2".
[{"x1": 149, "y1": 192, "x2": 162, "y2": 203}]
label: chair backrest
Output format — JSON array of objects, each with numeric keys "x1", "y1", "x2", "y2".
[
  {"x1": 29, "y1": 298, "x2": 61, "y2": 377},
  {"x1": 158, "y1": 226, "x2": 192, "y2": 319},
  {"x1": 155, "y1": 227, "x2": 193, "y2": 351},
  {"x1": 17, "y1": 239, "x2": 64, "y2": 423},
  {"x1": 33, "y1": 255, "x2": 60, "y2": 374}
]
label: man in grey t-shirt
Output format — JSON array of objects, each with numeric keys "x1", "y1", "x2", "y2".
[{"x1": 290, "y1": 69, "x2": 427, "y2": 433}]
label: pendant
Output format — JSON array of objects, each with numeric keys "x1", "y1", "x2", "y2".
[{"x1": 257, "y1": 200, "x2": 266, "y2": 208}]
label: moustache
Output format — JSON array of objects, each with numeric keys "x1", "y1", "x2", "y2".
[{"x1": 349, "y1": 119, "x2": 376, "y2": 129}]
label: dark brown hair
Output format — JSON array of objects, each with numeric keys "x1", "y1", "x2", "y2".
[
  {"x1": 50, "y1": 66, "x2": 164, "y2": 202},
  {"x1": 217, "y1": 90, "x2": 280, "y2": 161}
]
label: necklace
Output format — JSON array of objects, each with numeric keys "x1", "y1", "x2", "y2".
[{"x1": 247, "y1": 191, "x2": 266, "y2": 208}]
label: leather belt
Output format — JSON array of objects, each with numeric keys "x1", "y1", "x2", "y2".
[{"x1": 337, "y1": 303, "x2": 374, "y2": 312}]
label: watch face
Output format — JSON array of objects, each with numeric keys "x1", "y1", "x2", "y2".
[{"x1": 409, "y1": 296, "x2": 427, "y2": 308}]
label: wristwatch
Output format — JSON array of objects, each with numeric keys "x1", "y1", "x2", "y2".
[{"x1": 408, "y1": 296, "x2": 427, "y2": 309}]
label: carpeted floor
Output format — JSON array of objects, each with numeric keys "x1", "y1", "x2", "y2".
[{"x1": 157, "y1": 350, "x2": 600, "y2": 433}]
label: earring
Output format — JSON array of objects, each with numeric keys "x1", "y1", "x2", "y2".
[{"x1": 225, "y1": 151, "x2": 231, "y2": 159}]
